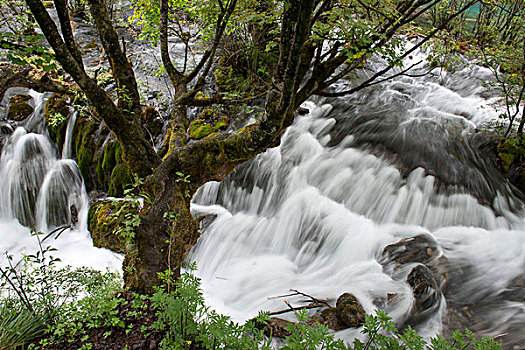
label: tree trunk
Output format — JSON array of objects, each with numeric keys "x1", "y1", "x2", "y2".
[{"x1": 124, "y1": 171, "x2": 199, "y2": 292}]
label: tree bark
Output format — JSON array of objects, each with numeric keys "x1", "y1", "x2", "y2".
[{"x1": 88, "y1": 0, "x2": 141, "y2": 113}]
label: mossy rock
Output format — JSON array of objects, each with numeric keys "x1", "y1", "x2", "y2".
[
  {"x1": 44, "y1": 94, "x2": 70, "y2": 149},
  {"x1": 74, "y1": 115, "x2": 99, "y2": 187},
  {"x1": 188, "y1": 108, "x2": 230, "y2": 140},
  {"x1": 109, "y1": 163, "x2": 133, "y2": 196},
  {"x1": 335, "y1": 293, "x2": 365, "y2": 328},
  {"x1": 72, "y1": 114, "x2": 132, "y2": 194},
  {"x1": 7, "y1": 95, "x2": 33, "y2": 121},
  {"x1": 88, "y1": 199, "x2": 136, "y2": 254}
]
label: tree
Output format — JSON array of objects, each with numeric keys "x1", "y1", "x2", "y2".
[{"x1": 16, "y1": 0, "x2": 479, "y2": 291}]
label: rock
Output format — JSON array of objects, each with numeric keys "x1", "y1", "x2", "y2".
[
  {"x1": 297, "y1": 107, "x2": 310, "y2": 115},
  {"x1": 7, "y1": 94, "x2": 33, "y2": 121},
  {"x1": 260, "y1": 317, "x2": 293, "y2": 338},
  {"x1": 88, "y1": 199, "x2": 138, "y2": 253},
  {"x1": 406, "y1": 264, "x2": 441, "y2": 325},
  {"x1": 309, "y1": 308, "x2": 347, "y2": 331},
  {"x1": 335, "y1": 293, "x2": 366, "y2": 328},
  {"x1": 44, "y1": 94, "x2": 70, "y2": 149},
  {"x1": 381, "y1": 233, "x2": 448, "y2": 289}
]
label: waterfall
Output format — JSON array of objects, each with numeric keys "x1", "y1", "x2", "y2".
[
  {"x1": 62, "y1": 111, "x2": 78, "y2": 159},
  {"x1": 0, "y1": 88, "x2": 121, "y2": 270},
  {"x1": 189, "y1": 50, "x2": 525, "y2": 347}
]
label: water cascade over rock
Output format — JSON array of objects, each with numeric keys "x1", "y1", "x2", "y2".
[
  {"x1": 0, "y1": 88, "x2": 121, "y2": 270},
  {"x1": 190, "y1": 54, "x2": 525, "y2": 348}
]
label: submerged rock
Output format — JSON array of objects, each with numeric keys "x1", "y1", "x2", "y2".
[
  {"x1": 381, "y1": 233, "x2": 448, "y2": 289},
  {"x1": 380, "y1": 234, "x2": 446, "y2": 326},
  {"x1": 406, "y1": 264, "x2": 441, "y2": 325}
]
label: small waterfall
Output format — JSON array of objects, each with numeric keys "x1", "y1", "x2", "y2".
[
  {"x1": 189, "y1": 48, "x2": 525, "y2": 347},
  {"x1": 0, "y1": 88, "x2": 121, "y2": 271},
  {"x1": 62, "y1": 111, "x2": 78, "y2": 159}
]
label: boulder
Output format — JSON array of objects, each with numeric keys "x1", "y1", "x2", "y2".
[
  {"x1": 7, "y1": 94, "x2": 33, "y2": 121},
  {"x1": 335, "y1": 293, "x2": 366, "y2": 328},
  {"x1": 309, "y1": 308, "x2": 346, "y2": 331},
  {"x1": 88, "y1": 199, "x2": 139, "y2": 253}
]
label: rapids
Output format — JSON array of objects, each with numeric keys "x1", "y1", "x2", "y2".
[{"x1": 189, "y1": 56, "x2": 525, "y2": 347}]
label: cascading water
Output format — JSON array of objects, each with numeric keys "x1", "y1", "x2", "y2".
[
  {"x1": 190, "y1": 51, "x2": 525, "y2": 347},
  {"x1": 0, "y1": 88, "x2": 121, "y2": 270}
]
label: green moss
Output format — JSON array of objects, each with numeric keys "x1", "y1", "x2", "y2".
[
  {"x1": 88, "y1": 199, "x2": 134, "y2": 253},
  {"x1": 109, "y1": 163, "x2": 132, "y2": 197},
  {"x1": 96, "y1": 140, "x2": 118, "y2": 187},
  {"x1": 188, "y1": 108, "x2": 230, "y2": 140},
  {"x1": 45, "y1": 94, "x2": 70, "y2": 150},
  {"x1": 75, "y1": 117, "x2": 97, "y2": 184}
]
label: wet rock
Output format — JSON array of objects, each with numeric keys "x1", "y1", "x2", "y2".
[
  {"x1": 381, "y1": 233, "x2": 448, "y2": 289},
  {"x1": 382, "y1": 234, "x2": 439, "y2": 266},
  {"x1": 0, "y1": 122, "x2": 13, "y2": 153},
  {"x1": 7, "y1": 94, "x2": 33, "y2": 121},
  {"x1": 406, "y1": 264, "x2": 441, "y2": 325},
  {"x1": 309, "y1": 308, "x2": 347, "y2": 331},
  {"x1": 297, "y1": 107, "x2": 310, "y2": 115},
  {"x1": 260, "y1": 317, "x2": 293, "y2": 338},
  {"x1": 335, "y1": 293, "x2": 366, "y2": 328}
]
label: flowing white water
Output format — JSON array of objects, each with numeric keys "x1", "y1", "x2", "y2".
[
  {"x1": 189, "y1": 55, "x2": 525, "y2": 347},
  {"x1": 0, "y1": 89, "x2": 121, "y2": 271},
  {"x1": 62, "y1": 111, "x2": 78, "y2": 159}
]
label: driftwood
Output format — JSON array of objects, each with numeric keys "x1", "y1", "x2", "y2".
[{"x1": 267, "y1": 289, "x2": 332, "y2": 316}]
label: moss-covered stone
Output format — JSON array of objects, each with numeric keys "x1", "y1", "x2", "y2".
[
  {"x1": 88, "y1": 199, "x2": 135, "y2": 254},
  {"x1": 44, "y1": 94, "x2": 70, "y2": 150},
  {"x1": 188, "y1": 108, "x2": 230, "y2": 140},
  {"x1": 109, "y1": 163, "x2": 133, "y2": 196},
  {"x1": 71, "y1": 114, "x2": 132, "y2": 195},
  {"x1": 7, "y1": 95, "x2": 33, "y2": 121},
  {"x1": 74, "y1": 115, "x2": 98, "y2": 186}
]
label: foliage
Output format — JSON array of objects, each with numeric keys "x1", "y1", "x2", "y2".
[
  {"x1": 46, "y1": 112, "x2": 67, "y2": 129},
  {"x1": 150, "y1": 270, "x2": 271, "y2": 349},
  {"x1": 0, "y1": 0, "x2": 57, "y2": 71},
  {"x1": 0, "y1": 231, "x2": 120, "y2": 349}
]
